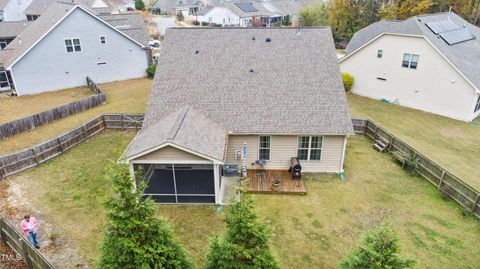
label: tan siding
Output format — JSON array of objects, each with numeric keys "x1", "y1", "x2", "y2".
[
  {"x1": 301, "y1": 136, "x2": 345, "y2": 173},
  {"x1": 225, "y1": 135, "x2": 346, "y2": 173},
  {"x1": 133, "y1": 146, "x2": 209, "y2": 162}
]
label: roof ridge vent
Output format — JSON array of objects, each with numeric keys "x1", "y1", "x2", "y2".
[{"x1": 168, "y1": 106, "x2": 189, "y2": 140}]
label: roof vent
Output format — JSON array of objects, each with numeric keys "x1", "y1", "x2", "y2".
[
  {"x1": 249, "y1": 69, "x2": 254, "y2": 73},
  {"x1": 252, "y1": 36, "x2": 256, "y2": 41},
  {"x1": 265, "y1": 37, "x2": 271, "y2": 42},
  {"x1": 195, "y1": 50, "x2": 199, "y2": 54}
]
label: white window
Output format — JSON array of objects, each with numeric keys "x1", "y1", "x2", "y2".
[
  {"x1": 258, "y1": 136, "x2": 271, "y2": 160},
  {"x1": 65, "y1": 38, "x2": 81, "y2": 53},
  {"x1": 402, "y1": 53, "x2": 419, "y2": 69},
  {"x1": 475, "y1": 96, "x2": 480, "y2": 113},
  {"x1": 100, "y1": 36, "x2": 106, "y2": 44},
  {"x1": 377, "y1": 49, "x2": 383, "y2": 58},
  {"x1": 297, "y1": 136, "x2": 323, "y2": 161}
]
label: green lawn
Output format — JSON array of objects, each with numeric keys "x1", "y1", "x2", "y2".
[
  {"x1": 348, "y1": 94, "x2": 480, "y2": 191},
  {"x1": 4, "y1": 131, "x2": 479, "y2": 268}
]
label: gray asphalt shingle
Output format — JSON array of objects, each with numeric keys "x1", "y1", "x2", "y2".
[
  {"x1": 144, "y1": 27, "x2": 354, "y2": 135},
  {"x1": 0, "y1": 21, "x2": 32, "y2": 39},
  {"x1": 124, "y1": 106, "x2": 228, "y2": 161}
]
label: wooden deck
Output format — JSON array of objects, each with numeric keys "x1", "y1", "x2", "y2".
[{"x1": 246, "y1": 169, "x2": 306, "y2": 195}]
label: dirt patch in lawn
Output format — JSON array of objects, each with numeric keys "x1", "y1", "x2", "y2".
[{"x1": 0, "y1": 180, "x2": 88, "y2": 269}]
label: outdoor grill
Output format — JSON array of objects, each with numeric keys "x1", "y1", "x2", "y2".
[{"x1": 289, "y1": 157, "x2": 302, "y2": 180}]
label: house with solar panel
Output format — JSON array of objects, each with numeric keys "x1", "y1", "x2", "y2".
[
  {"x1": 340, "y1": 12, "x2": 480, "y2": 122},
  {"x1": 196, "y1": 2, "x2": 279, "y2": 27}
]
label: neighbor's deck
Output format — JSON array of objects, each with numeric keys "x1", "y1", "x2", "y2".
[{"x1": 246, "y1": 169, "x2": 306, "y2": 194}]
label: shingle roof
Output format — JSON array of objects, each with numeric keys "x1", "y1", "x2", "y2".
[
  {"x1": 344, "y1": 12, "x2": 480, "y2": 91},
  {"x1": 24, "y1": 0, "x2": 112, "y2": 15},
  {"x1": 261, "y1": 0, "x2": 310, "y2": 16},
  {"x1": 144, "y1": 27, "x2": 354, "y2": 135},
  {"x1": 124, "y1": 106, "x2": 228, "y2": 161},
  {"x1": 98, "y1": 13, "x2": 151, "y2": 46},
  {"x1": 0, "y1": 21, "x2": 33, "y2": 39},
  {"x1": 224, "y1": 1, "x2": 273, "y2": 17},
  {"x1": 0, "y1": 2, "x2": 146, "y2": 67},
  {"x1": 0, "y1": 2, "x2": 77, "y2": 67}
]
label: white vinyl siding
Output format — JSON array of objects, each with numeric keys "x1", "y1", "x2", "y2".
[{"x1": 225, "y1": 135, "x2": 346, "y2": 173}]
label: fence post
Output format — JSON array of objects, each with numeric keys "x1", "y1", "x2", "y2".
[
  {"x1": 57, "y1": 137, "x2": 64, "y2": 153},
  {"x1": 473, "y1": 194, "x2": 480, "y2": 213},
  {"x1": 20, "y1": 238, "x2": 34, "y2": 269},
  {"x1": 438, "y1": 171, "x2": 445, "y2": 190},
  {"x1": 82, "y1": 124, "x2": 87, "y2": 140},
  {"x1": 121, "y1": 115, "x2": 124, "y2": 131},
  {"x1": 31, "y1": 148, "x2": 39, "y2": 164}
]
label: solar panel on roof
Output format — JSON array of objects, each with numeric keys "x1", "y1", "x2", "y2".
[
  {"x1": 440, "y1": 28, "x2": 476, "y2": 45},
  {"x1": 425, "y1": 19, "x2": 476, "y2": 45},
  {"x1": 235, "y1": 2, "x2": 258, "y2": 12},
  {"x1": 425, "y1": 19, "x2": 460, "y2": 34}
]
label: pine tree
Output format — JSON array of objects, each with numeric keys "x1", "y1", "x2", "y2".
[
  {"x1": 339, "y1": 220, "x2": 415, "y2": 269},
  {"x1": 204, "y1": 195, "x2": 280, "y2": 269},
  {"x1": 97, "y1": 164, "x2": 194, "y2": 269},
  {"x1": 135, "y1": 0, "x2": 145, "y2": 11}
]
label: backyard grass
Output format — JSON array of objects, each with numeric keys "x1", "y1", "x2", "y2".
[
  {"x1": 0, "y1": 78, "x2": 152, "y2": 156},
  {"x1": 348, "y1": 93, "x2": 480, "y2": 191},
  {"x1": 0, "y1": 86, "x2": 92, "y2": 125},
  {"x1": 3, "y1": 131, "x2": 479, "y2": 268}
]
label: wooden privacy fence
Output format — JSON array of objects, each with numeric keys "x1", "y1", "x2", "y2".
[
  {"x1": 0, "y1": 114, "x2": 143, "y2": 180},
  {"x1": 0, "y1": 215, "x2": 55, "y2": 269},
  {"x1": 0, "y1": 77, "x2": 106, "y2": 139},
  {"x1": 352, "y1": 118, "x2": 480, "y2": 219},
  {"x1": 0, "y1": 115, "x2": 478, "y2": 220}
]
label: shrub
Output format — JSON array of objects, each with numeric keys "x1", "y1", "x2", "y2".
[
  {"x1": 339, "y1": 220, "x2": 415, "y2": 269},
  {"x1": 213, "y1": 23, "x2": 222, "y2": 27},
  {"x1": 146, "y1": 63, "x2": 157, "y2": 78},
  {"x1": 134, "y1": 0, "x2": 144, "y2": 10},
  {"x1": 192, "y1": 20, "x2": 200, "y2": 25},
  {"x1": 204, "y1": 195, "x2": 280, "y2": 269},
  {"x1": 97, "y1": 164, "x2": 194, "y2": 269},
  {"x1": 176, "y1": 11, "x2": 184, "y2": 22},
  {"x1": 201, "y1": 21, "x2": 209, "y2": 26},
  {"x1": 342, "y1": 72, "x2": 354, "y2": 92}
]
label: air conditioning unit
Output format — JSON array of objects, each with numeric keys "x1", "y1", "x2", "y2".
[{"x1": 235, "y1": 150, "x2": 243, "y2": 160}]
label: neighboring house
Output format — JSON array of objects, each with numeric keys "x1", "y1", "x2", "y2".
[
  {"x1": 0, "y1": 2, "x2": 150, "y2": 95},
  {"x1": 340, "y1": 12, "x2": 480, "y2": 122},
  {"x1": 0, "y1": 0, "x2": 34, "y2": 21},
  {"x1": 196, "y1": 5, "x2": 239, "y2": 25},
  {"x1": 151, "y1": 0, "x2": 203, "y2": 15},
  {"x1": 0, "y1": 21, "x2": 31, "y2": 48},
  {"x1": 120, "y1": 27, "x2": 354, "y2": 204},
  {"x1": 196, "y1": 2, "x2": 275, "y2": 27},
  {"x1": 24, "y1": 0, "x2": 111, "y2": 21},
  {"x1": 260, "y1": 0, "x2": 310, "y2": 25}
]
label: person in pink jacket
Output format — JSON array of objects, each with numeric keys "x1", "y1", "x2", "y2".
[{"x1": 20, "y1": 214, "x2": 39, "y2": 249}]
